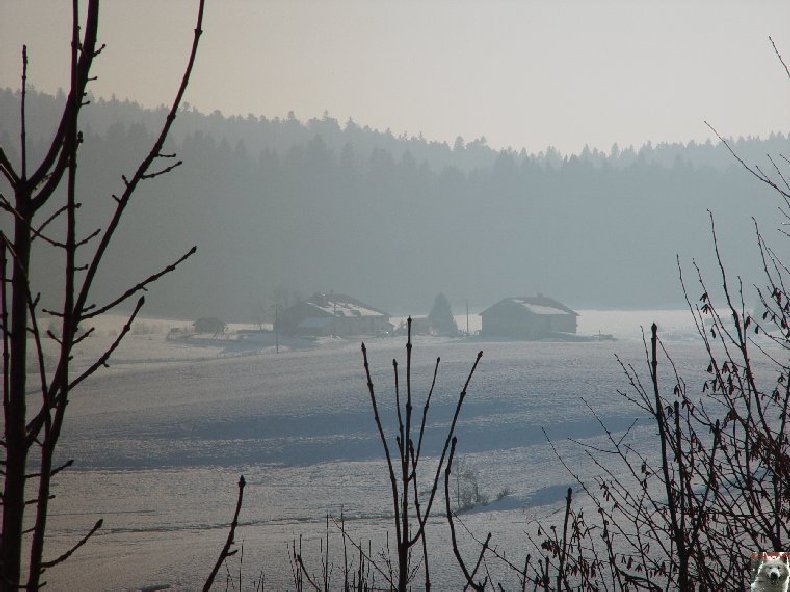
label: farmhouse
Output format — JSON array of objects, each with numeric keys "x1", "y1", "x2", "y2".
[
  {"x1": 277, "y1": 292, "x2": 392, "y2": 337},
  {"x1": 480, "y1": 294, "x2": 578, "y2": 338}
]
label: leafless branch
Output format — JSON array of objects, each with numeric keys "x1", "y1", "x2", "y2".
[
  {"x1": 80, "y1": 246, "x2": 197, "y2": 319},
  {"x1": 39, "y1": 519, "x2": 102, "y2": 571},
  {"x1": 203, "y1": 475, "x2": 245, "y2": 592},
  {"x1": 770, "y1": 36, "x2": 790, "y2": 79}
]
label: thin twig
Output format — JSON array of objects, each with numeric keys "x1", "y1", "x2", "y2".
[{"x1": 203, "y1": 475, "x2": 246, "y2": 592}]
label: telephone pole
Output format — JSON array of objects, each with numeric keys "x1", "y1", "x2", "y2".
[{"x1": 274, "y1": 304, "x2": 279, "y2": 354}]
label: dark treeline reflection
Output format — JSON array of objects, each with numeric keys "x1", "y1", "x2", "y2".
[{"x1": 1, "y1": 89, "x2": 785, "y2": 320}]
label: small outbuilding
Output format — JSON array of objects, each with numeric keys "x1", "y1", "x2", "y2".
[
  {"x1": 480, "y1": 294, "x2": 578, "y2": 339},
  {"x1": 277, "y1": 292, "x2": 392, "y2": 337}
]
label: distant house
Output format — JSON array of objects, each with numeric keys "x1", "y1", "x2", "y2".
[
  {"x1": 277, "y1": 292, "x2": 392, "y2": 337},
  {"x1": 480, "y1": 294, "x2": 578, "y2": 338}
]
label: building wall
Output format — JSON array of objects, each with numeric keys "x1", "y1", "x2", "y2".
[
  {"x1": 277, "y1": 301, "x2": 326, "y2": 336},
  {"x1": 481, "y1": 310, "x2": 543, "y2": 338},
  {"x1": 482, "y1": 308, "x2": 576, "y2": 338},
  {"x1": 334, "y1": 315, "x2": 390, "y2": 337},
  {"x1": 548, "y1": 314, "x2": 577, "y2": 334}
]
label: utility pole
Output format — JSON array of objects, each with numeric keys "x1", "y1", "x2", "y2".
[
  {"x1": 274, "y1": 303, "x2": 279, "y2": 354},
  {"x1": 466, "y1": 299, "x2": 470, "y2": 336}
]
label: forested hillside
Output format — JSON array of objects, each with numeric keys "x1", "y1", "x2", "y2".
[{"x1": 1, "y1": 88, "x2": 786, "y2": 320}]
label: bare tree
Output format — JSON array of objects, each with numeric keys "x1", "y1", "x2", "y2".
[
  {"x1": 0, "y1": 1, "x2": 205, "y2": 589},
  {"x1": 511, "y1": 37, "x2": 790, "y2": 592},
  {"x1": 287, "y1": 321, "x2": 484, "y2": 591},
  {"x1": 434, "y1": 38, "x2": 790, "y2": 592},
  {"x1": 359, "y1": 318, "x2": 483, "y2": 591}
]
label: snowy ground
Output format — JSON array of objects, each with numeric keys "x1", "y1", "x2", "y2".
[{"x1": 19, "y1": 309, "x2": 746, "y2": 590}]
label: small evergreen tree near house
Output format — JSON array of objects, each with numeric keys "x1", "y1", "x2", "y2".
[{"x1": 428, "y1": 292, "x2": 458, "y2": 336}]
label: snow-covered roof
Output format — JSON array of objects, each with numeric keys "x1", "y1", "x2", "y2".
[
  {"x1": 303, "y1": 292, "x2": 388, "y2": 318},
  {"x1": 307, "y1": 301, "x2": 383, "y2": 317},
  {"x1": 480, "y1": 296, "x2": 578, "y2": 317},
  {"x1": 514, "y1": 300, "x2": 568, "y2": 316}
]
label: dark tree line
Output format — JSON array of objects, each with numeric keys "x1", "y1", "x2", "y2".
[
  {"x1": 3, "y1": 87, "x2": 788, "y2": 175},
  {"x1": 1, "y1": 92, "x2": 784, "y2": 322}
]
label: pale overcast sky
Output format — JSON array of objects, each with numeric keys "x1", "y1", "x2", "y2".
[{"x1": 1, "y1": 1, "x2": 788, "y2": 154}]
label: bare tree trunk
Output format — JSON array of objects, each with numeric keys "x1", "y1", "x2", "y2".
[
  {"x1": 1, "y1": 204, "x2": 32, "y2": 591},
  {"x1": 0, "y1": 0, "x2": 204, "y2": 588}
]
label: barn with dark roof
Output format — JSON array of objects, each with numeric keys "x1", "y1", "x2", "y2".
[{"x1": 480, "y1": 294, "x2": 578, "y2": 338}]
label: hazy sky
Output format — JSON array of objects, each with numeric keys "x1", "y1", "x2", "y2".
[{"x1": 1, "y1": 1, "x2": 788, "y2": 154}]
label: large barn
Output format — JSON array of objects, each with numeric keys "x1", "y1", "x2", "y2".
[
  {"x1": 277, "y1": 292, "x2": 392, "y2": 337},
  {"x1": 480, "y1": 295, "x2": 578, "y2": 338}
]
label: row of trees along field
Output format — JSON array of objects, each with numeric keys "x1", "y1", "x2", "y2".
[{"x1": 1, "y1": 88, "x2": 787, "y2": 321}]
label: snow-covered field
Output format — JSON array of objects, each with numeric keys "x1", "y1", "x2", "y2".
[{"x1": 31, "y1": 310, "x2": 726, "y2": 590}]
